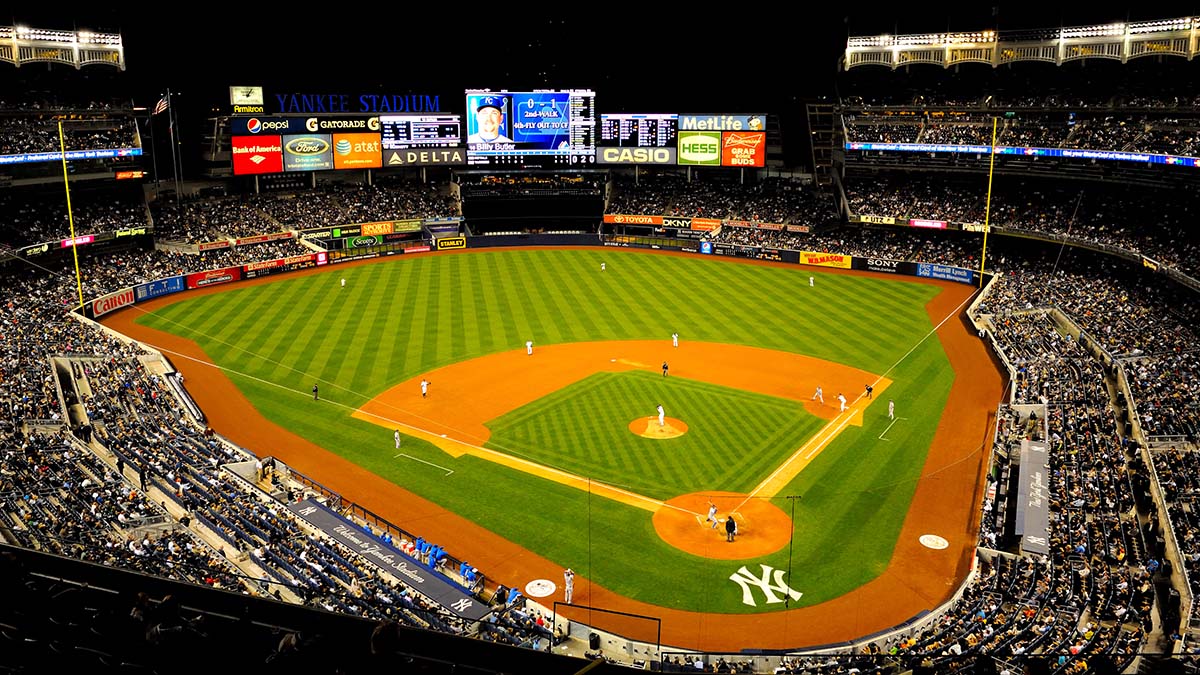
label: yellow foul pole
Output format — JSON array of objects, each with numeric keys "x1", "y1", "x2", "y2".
[
  {"x1": 58, "y1": 120, "x2": 85, "y2": 309},
  {"x1": 979, "y1": 117, "x2": 998, "y2": 288}
]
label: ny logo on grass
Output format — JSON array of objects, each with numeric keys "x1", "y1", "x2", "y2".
[{"x1": 729, "y1": 564, "x2": 803, "y2": 607}]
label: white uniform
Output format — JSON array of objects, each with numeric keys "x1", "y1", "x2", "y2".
[
  {"x1": 672, "y1": 333, "x2": 679, "y2": 348},
  {"x1": 394, "y1": 430, "x2": 401, "y2": 449},
  {"x1": 706, "y1": 503, "x2": 719, "y2": 529},
  {"x1": 420, "y1": 380, "x2": 429, "y2": 397},
  {"x1": 888, "y1": 400, "x2": 895, "y2": 420},
  {"x1": 341, "y1": 278, "x2": 346, "y2": 288},
  {"x1": 813, "y1": 386, "x2": 824, "y2": 403},
  {"x1": 564, "y1": 568, "x2": 575, "y2": 603},
  {"x1": 526, "y1": 340, "x2": 533, "y2": 355},
  {"x1": 657, "y1": 405, "x2": 665, "y2": 427},
  {"x1": 809, "y1": 276, "x2": 814, "y2": 287},
  {"x1": 601, "y1": 262, "x2": 606, "y2": 271},
  {"x1": 838, "y1": 393, "x2": 847, "y2": 412}
]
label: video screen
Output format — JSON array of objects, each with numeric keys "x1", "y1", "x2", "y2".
[
  {"x1": 598, "y1": 114, "x2": 678, "y2": 164},
  {"x1": 379, "y1": 114, "x2": 462, "y2": 149},
  {"x1": 464, "y1": 89, "x2": 596, "y2": 167}
]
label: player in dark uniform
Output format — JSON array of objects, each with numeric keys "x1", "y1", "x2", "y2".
[{"x1": 662, "y1": 361, "x2": 669, "y2": 377}]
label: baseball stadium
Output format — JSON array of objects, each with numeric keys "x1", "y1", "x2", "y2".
[{"x1": 0, "y1": 8, "x2": 1198, "y2": 675}]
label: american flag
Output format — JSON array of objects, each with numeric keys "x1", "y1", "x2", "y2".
[{"x1": 152, "y1": 95, "x2": 169, "y2": 116}]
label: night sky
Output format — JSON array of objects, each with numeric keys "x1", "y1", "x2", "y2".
[{"x1": 5, "y1": 4, "x2": 1200, "y2": 171}]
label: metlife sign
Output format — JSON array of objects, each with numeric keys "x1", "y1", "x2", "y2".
[{"x1": 677, "y1": 132, "x2": 721, "y2": 166}]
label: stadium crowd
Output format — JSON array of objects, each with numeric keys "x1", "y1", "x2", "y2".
[{"x1": 5, "y1": 60, "x2": 1200, "y2": 671}]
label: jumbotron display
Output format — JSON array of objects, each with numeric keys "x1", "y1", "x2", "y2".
[
  {"x1": 598, "y1": 113, "x2": 678, "y2": 164},
  {"x1": 464, "y1": 89, "x2": 596, "y2": 167}
]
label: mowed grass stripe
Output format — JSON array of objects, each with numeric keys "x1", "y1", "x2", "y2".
[
  {"x1": 246, "y1": 282, "x2": 315, "y2": 368},
  {"x1": 371, "y1": 266, "x2": 408, "y2": 382},
  {"x1": 337, "y1": 271, "x2": 391, "y2": 395}
]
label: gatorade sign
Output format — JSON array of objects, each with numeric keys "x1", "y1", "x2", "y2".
[{"x1": 677, "y1": 132, "x2": 721, "y2": 165}]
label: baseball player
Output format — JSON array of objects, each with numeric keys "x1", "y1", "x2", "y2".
[
  {"x1": 563, "y1": 568, "x2": 575, "y2": 604},
  {"x1": 812, "y1": 386, "x2": 823, "y2": 404},
  {"x1": 662, "y1": 361, "x2": 669, "y2": 377},
  {"x1": 838, "y1": 393, "x2": 847, "y2": 412},
  {"x1": 657, "y1": 404, "x2": 665, "y2": 427},
  {"x1": 601, "y1": 262, "x2": 606, "y2": 271},
  {"x1": 526, "y1": 340, "x2": 534, "y2": 355},
  {"x1": 341, "y1": 278, "x2": 346, "y2": 288},
  {"x1": 312, "y1": 384, "x2": 319, "y2": 401},
  {"x1": 706, "y1": 502, "x2": 719, "y2": 529},
  {"x1": 672, "y1": 332, "x2": 679, "y2": 348},
  {"x1": 394, "y1": 429, "x2": 401, "y2": 450},
  {"x1": 809, "y1": 276, "x2": 814, "y2": 287},
  {"x1": 889, "y1": 399, "x2": 895, "y2": 420},
  {"x1": 865, "y1": 384, "x2": 873, "y2": 399},
  {"x1": 420, "y1": 379, "x2": 430, "y2": 398}
]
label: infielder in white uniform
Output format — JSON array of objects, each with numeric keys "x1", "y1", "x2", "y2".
[
  {"x1": 838, "y1": 393, "x2": 847, "y2": 412},
  {"x1": 420, "y1": 379, "x2": 430, "y2": 398},
  {"x1": 657, "y1": 404, "x2": 665, "y2": 427},
  {"x1": 394, "y1": 429, "x2": 401, "y2": 449},
  {"x1": 812, "y1": 386, "x2": 824, "y2": 403},
  {"x1": 526, "y1": 340, "x2": 533, "y2": 355},
  {"x1": 889, "y1": 399, "x2": 895, "y2": 420},
  {"x1": 672, "y1": 332, "x2": 679, "y2": 348}
]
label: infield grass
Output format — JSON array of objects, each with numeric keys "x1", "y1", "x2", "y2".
[{"x1": 134, "y1": 247, "x2": 957, "y2": 614}]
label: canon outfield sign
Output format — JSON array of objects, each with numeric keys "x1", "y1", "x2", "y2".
[{"x1": 91, "y1": 288, "x2": 135, "y2": 318}]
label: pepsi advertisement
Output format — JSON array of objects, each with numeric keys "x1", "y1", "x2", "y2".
[{"x1": 464, "y1": 89, "x2": 596, "y2": 168}]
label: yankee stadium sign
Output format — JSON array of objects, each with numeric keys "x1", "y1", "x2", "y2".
[{"x1": 273, "y1": 93, "x2": 442, "y2": 114}]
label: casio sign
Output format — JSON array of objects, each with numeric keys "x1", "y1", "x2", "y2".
[{"x1": 601, "y1": 147, "x2": 671, "y2": 164}]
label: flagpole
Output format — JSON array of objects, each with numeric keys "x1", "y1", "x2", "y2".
[
  {"x1": 146, "y1": 113, "x2": 161, "y2": 195},
  {"x1": 166, "y1": 89, "x2": 182, "y2": 205}
]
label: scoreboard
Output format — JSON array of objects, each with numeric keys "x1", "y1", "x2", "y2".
[
  {"x1": 598, "y1": 113, "x2": 679, "y2": 164},
  {"x1": 380, "y1": 114, "x2": 461, "y2": 149},
  {"x1": 465, "y1": 89, "x2": 597, "y2": 168}
]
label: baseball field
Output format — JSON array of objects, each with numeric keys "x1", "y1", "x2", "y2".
[{"x1": 106, "y1": 247, "x2": 1004, "y2": 651}]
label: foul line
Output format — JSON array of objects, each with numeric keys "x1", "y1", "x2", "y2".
[
  {"x1": 734, "y1": 288, "x2": 979, "y2": 514},
  {"x1": 395, "y1": 452, "x2": 454, "y2": 476},
  {"x1": 878, "y1": 417, "x2": 908, "y2": 441}
]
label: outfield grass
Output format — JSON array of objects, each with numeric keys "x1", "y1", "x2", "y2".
[{"x1": 134, "y1": 248, "x2": 955, "y2": 613}]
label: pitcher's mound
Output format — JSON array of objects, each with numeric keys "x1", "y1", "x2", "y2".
[
  {"x1": 653, "y1": 491, "x2": 792, "y2": 560},
  {"x1": 629, "y1": 416, "x2": 688, "y2": 439}
]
